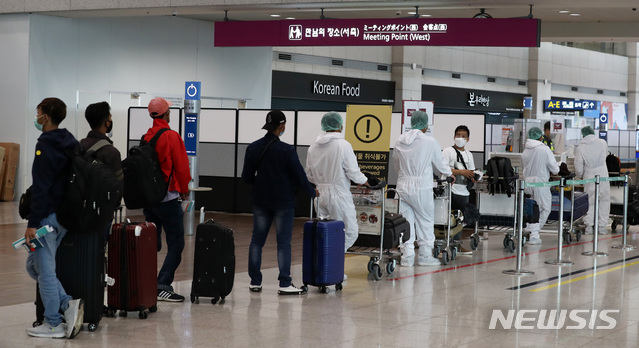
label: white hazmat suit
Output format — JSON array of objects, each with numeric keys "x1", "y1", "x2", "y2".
[
  {"x1": 522, "y1": 138, "x2": 560, "y2": 240},
  {"x1": 393, "y1": 129, "x2": 452, "y2": 262},
  {"x1": 306, "y1": 132, "x2": 367, "y2": 252},
  {"x1": 574, "y1": 134, "x2": 610, "y2": 233}
]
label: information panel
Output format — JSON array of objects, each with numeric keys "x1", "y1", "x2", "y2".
[{"x1": 215, "y1": 18, "x2": 540, "y2": 47}]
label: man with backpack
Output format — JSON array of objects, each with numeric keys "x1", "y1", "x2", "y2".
[
  {"x1": 522, "y1": 127, "x2": 559, "y2": 245},
  {"x1": 441, "y1": 125, "x2": 477, "y2": 255},
  {"x1": 25, "y1": 97, "x2": 84, "y2": 339},
  {"x1": 141, "y1": 97, "x2": 192, "y2": 302},
  {"x1": 574, "y1": 126, "x2": 611, "y2": 234},
  {"x1": 80, "y1": 101, "x2": 123, "y2": 240}
]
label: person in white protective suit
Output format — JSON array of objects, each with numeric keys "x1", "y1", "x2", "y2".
[
  {"x1": 574, "y1": 126, "x2": 610, "y2": 235},
  {"x1": 522, "y1": 127, "x2": 560, "y2": 245},
  {"x1": 393, "y1": 111, "x2": 454, "y2": 266},
  {"x1": 305, "y1": 112, "x2": 369, "y2": 258}
]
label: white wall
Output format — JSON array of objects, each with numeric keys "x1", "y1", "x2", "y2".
[
  {"x1": 0, "y1": 14, "x2": 31, "y2": 196},
  {"x1": 17, "y1": 14, "x2": 274, "y2": 194}
]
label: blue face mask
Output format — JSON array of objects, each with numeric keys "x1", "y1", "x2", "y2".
[
  {"x1": 279, "y1": 131, "x2": 285, "y2": 137},
  {"x1": 34, "y1": 115, "x2": 44, "y2": 131}
]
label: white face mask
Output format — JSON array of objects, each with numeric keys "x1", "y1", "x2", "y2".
[{"x1": 454, "y1": 138, "x2": 467, "y2": 148}]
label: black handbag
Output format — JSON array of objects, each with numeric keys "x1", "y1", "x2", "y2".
[{"x1": 19, "y1": 186, "x2": 32, "y2": 220}]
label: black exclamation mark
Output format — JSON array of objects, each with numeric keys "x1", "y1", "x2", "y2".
[{"x1": 366, "y1": 119, "x2": 370, "y2": 138}]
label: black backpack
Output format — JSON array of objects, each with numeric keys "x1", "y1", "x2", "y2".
[
  {"x1": 606, "y1": 152, "x2": 621, "y2": 175},
  {"x1": 122, "y1": 128, "x2": 170, "y2": 209},
  {"x1": 57, "y1": 140, "x2": 123, "y2": 233},
  {"x1": 486, "y1": 156, "x2": 516, "y2": 197}
]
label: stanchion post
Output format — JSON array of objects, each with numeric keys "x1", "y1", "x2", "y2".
[
  {"x1": 582, "y1": 175, "x2": 608, "y2": 257},
  {"x1": 503, "y1": 179, "x2": 534, "y2": 276},
  {"x1": 612, "y1": 173, "x2": 635, "y2": 250},
  {"x1": 545, "y1": 177, "x2": 573, "y2": 265}
]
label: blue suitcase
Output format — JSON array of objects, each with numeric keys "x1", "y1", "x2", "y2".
[{"x1": 302, "y1": 219, "x2": 345, "y2": 294}]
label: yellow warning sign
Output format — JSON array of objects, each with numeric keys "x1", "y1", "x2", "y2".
[
  {"x1": 345, "y1": 105, "x2": 392, "y2": 182},
  {"x1": 345, "y1": 105, "x2": 392, "y2": 152}
]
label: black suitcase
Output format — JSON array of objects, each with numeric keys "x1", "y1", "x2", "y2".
[
  {"x1": 354, "y1": 212, "x2": 411, "y2": 249},
  {"x1": 190, "y1": 220, "x2": 235, "y2": 304},
  {"x1": 35, "y1": 231, "x2": 106, "y2": 331}
]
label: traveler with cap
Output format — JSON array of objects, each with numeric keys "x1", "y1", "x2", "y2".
[
  {"x1": 393, "y1": 111, "x2": 454, "y2": 267},
  {"x1": 441, "y1": 125, "x2": 477, "y2": 255},
  {"x1": 142, "y1": 97, "x2": 192, "y2": 302},
  {"x1": 80, "y1": 101, "x2": 123, "y2": 241},
  {"x1": 241, "y1": 110, "x2": 318, "y2": 295},
  {"x1": 306, "y1": 112, "x2": 370, "y2": 267},
  {"x1": 574, "y1": 126, "x2": 610, "y2": 235},
  {"x1": 522, "y1": 126, "x2": 559, "y2": 245}
]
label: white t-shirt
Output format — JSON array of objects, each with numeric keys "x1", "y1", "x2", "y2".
[{"x1": 442, "y1": 146, "x2": 475, "y2": 196}]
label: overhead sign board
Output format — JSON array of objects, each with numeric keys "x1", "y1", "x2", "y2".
[
  {"x1": 215, "y1": 18, "x2": 540, "y2": 47},
  {"x1": 544, "y1": 99, "x2": 597, "y2": 111}
]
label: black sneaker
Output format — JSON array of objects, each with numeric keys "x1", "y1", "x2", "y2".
[{"x1": 157, "y1": 289, "x2": 185, "y2": 302}]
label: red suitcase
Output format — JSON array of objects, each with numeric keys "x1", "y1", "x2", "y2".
[{"x1": 107, "y1": 220, "x2": 158, "y2": 319}]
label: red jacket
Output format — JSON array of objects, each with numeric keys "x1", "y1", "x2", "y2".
[{"x1": 143, "y1": 119, "x2": 192, "y2": 194}]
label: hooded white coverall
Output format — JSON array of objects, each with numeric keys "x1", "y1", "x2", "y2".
[
  {"x1": 306, "y1": 132, "x2": 367, "y2": 252},
  {"x1": 522, "y1": 138, "x2": 560, "y2": 239},
  {"x1": 393, "y1": 130, "x2": 453, "y2": 257},
  {"x1": 574, "y1": 134, "x2": 610, "y2": 231}
]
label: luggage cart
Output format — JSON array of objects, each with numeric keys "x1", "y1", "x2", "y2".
[
  {"x1": 609, "y1": 174, "x2": 633, "y2": 232},
  {"x1": 475, "y1": 174, "x2": 525, "y2": 252},
  {"x1": 349, "y1": 182, "x2": 402, "y2": 280},
  {"x1": 548, "y1": 174, "x2": 585, "y2": 243},
  {"x1": 433, "y1": 177, "x2": 461, "y2": 264}
]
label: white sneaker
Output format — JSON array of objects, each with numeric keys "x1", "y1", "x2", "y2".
[
  {"x1": 598, "y1": 226, "x2": 609, "y2": 235},
  {"x1": 343, "y1": 274, "x2": 348, "y2": 281},
  {"x1": 64, "y1": 299, "x2": 84, "y2": 339},
  {"x1": 528, "y1": 237, "x2": 542, "y2": 245},
  {"x1": 584, "y1": 226, "x2": 593, "y2": 235},
  {"x1": 278, "y1": 284, "x2": 307, "y2": 295},
  {"x1": 400, "y1": 255, "x2": 414, "y2": 267},
  {"x1": 417, "y1": 255, "x2": 441, "y2": 266},
  {"x1": 26, "y1": 322, "x2": 67, "y2": 338}
]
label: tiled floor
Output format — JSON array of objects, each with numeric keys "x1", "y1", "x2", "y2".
[{"x1": 2, "y1": 200, "x2": 639, "y2": 347}]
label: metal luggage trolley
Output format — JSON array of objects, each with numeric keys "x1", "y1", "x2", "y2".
[
  {"x1": 348, "y1": 181, "x2": 401, "y2": 280},
  {"x1": 548, "y1": 173, "x2": 584, "y2": 244},
  {"x1": 474, "y1": 171, "x2": 523, "y2": 252},
  {"x1": 432, "y1": 177, "x2": 463, "y2": 264}
]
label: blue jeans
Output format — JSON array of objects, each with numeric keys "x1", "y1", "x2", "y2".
[
  {"x1": 143, "y1": 199, "x2": 185, "y2": 291},
  {"x1": 26, "y1": 213, "x2": 72, "y2": 327},
  {"x1": 248, "y1": 205, "x2": 294, "y2": 288}
]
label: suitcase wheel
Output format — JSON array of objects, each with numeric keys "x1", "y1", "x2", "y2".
[
  {"x1": 139, "y1": 311, "x2": 148, "y2": 319},
  {"x1": 211, "y1": 297, "x2": 219, "y2": 305},
  {"x1": 191, "y1": 295, "x2": 199, "y2": 304},
  {"x1": 335, "y1": 283, "x2": 343, "y2": 291},
  {"x1": 301, "y1": 285, "x2": 308, "y2": 293},
  {"x1": 88, "y1": 322, "x2": 99, "y2": 332},
  {"x1": 119, "y1": 310, "x2": 128, "y2": 317},
  {"x1": 106, "y1": 309, "x2": 117, "y2": 318},
  {"x1": 149, "y1": 305, "x2": 157, "y2": 313},
  {"x1": 320, "y1": 286, "x2": 330, "y2": 294}
]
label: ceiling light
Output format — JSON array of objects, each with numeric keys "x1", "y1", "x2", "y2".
[
  {"x1": 285, "y1": 17, "x2": 295, "y2": 20},
  {"x1": 569, "y1": 13, "x2": 581, "y2": 16},
  {"x1": 558, "y1": 10, "x2": 570, "y2": 14},
  {"x1": 421, "y1": 14, "x2": 432, "y2": 17},
  {"x1": 407, "y1": 12, "x2": 416, "y2": 15},
  {"x1": 270, "y1": 14, "x2": 281, "y2": 17}
]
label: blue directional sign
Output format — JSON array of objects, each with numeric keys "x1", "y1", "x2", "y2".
[
  {"x1": 184, "y1": 81, "x2": 201, "y2": 155},
  {"x1": 599, "y1": 113, "x2": 608, "y2": 141},
  {"x1": 523, "y1": 97, "x2": 533, "y2": 110},
  {"x1": 544, "y1": 99, "x2": 597, "y2": 111}
]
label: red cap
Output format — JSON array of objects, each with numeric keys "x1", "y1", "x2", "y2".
[{"x1": 148, "y1": 97, "x2": 173, "y2": 118}]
